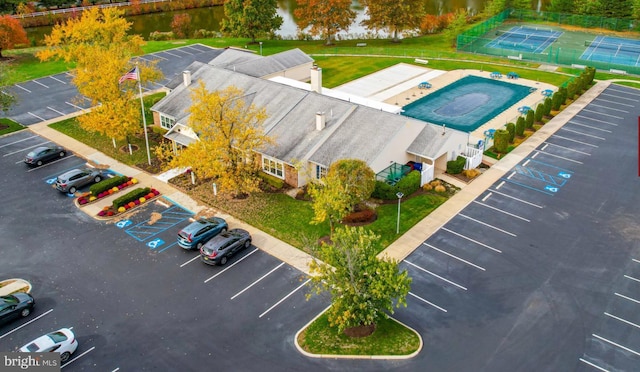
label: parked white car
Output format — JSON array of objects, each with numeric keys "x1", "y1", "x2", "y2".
[{"x1": 19, "y1": 328, "x2": 78, "y2": 363}]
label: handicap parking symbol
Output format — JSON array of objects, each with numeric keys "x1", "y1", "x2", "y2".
[
  {"x1": 147, "y1": 238, "x2": 165, "y2": 249},
  {"x1": 544, "y1": 185, "x2": 558, "y2": 193},
  {"x1": 46, "y1": 178, "x2": 56, "y2": 184},
  {"x1": 557, "y1": 172, "x2": 571, "y2": 179},
  {"x1": 116, "y1": 220, "x2": 133, "y2": 228}
]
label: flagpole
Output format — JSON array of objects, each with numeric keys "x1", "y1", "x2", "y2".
[{"x1": 136, "y1": 63, "x2": 152, "y2": 166}]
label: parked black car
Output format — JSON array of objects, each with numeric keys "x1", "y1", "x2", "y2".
[
  {"x1": 0, "y1": 293, "x2": 35, "y2": 325},
  {"x1": 200, "y1": 228, "x2": 252, "y2": 266},
  {"x1": 24, "y1": 145, "x2": 66, "y2": 167}
]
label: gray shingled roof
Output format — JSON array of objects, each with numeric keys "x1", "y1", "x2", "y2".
[
  {"x1": 229, "y1": 49, "x2": 314, "y2": 78},
  {"x1": 208, "y1": 48, "x2": 263, "y2": 69},
  {"x1": 407, "y1": 125, "x2": 462, "y2": 159}
]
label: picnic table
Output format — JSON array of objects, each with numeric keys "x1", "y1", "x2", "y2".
[
  {"x1": 541, "y1": 89, "x2": 554, "y2": 97},
  {"x1": 507, "y1": 72, "x2": 519, "y2": 79},
  {"x1": 490, "y1": 71, "x2": 502, "y2": 79},
  {"x1": 418, "y1": 81, "x2": 432, "y2": 89},
  {"x1": 518, "y1": 106, "x2": 532, "y2": 114}
]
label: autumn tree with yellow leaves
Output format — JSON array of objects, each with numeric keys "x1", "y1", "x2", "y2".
[
  {"x1": 37, "y1": 8, "x2": 162, "y2": 144},
  {"x1": 164, "y1": 83, "x2": 272, "y2": 198},
  {"x1": 360, "y1": 0, "x2": 426, "y2": 43},
  {"x1": 294, "y1": 0, "x2": 356, "y2": 45}
]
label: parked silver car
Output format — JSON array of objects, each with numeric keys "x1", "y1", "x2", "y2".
[{"x1": 55, "y1": 167, "x2": 106, "y2": 194}]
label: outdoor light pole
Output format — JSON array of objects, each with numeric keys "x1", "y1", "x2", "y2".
[
  {"x1": 259, "y1": 42, "x2": 263, "y2": 56},
  {"x1": 396, "y1": 192, "x2": 404, "y2": 234}
]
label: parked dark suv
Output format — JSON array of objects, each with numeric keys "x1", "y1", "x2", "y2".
[
  {"x1": 55, "y1": 168, "x2": 107, "y2": 194},
  {"x1": 24, "y1": 145, "x2": 66, "y2": 167},
  {"x1": 177, "y1": 217, "x2": 228, "y2": 250}
]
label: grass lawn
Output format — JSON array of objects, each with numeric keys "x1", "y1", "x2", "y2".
[
  {"x1": 297, "y1": 311, "x2": 421, "y2": 356},
  {"x1": 0, "y1": 118, "x2": 25, "y2": 136}
]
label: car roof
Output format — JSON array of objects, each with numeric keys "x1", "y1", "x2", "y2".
[
  {"x1": 20, "y1": 328, "x2": 72, "y2": 352},
  {"x1": 181, "y1": 217, "x2": 224, "y2": 233},
  {"x1": 58, "y1": 168, "x2": 85, "y2": 178}
]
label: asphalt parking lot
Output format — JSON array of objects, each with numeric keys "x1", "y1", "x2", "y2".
[
  {"x1": 394, "y1": 84, "x2": 640, "y2": 371},
  {"x1": 4, "y1": 44, "x2": 223, "y2": 126}
]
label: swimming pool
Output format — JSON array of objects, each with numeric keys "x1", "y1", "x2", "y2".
[{"x1": 402, "y1": 75, "x2": 533, "y2": 132}]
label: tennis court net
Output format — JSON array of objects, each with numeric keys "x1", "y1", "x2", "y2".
[
  {"x1": 584, "y1": 41, "x2": 640, "y2": 54},
  {"x1": 496, "y1": 30, "x2": 556, "y2": 41}
]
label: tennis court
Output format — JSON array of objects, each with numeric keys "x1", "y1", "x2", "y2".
[
  {"x1": 486, "y1": 26, "x2": 563, "y2": 53},
  {"x1": 581, "y1": 36, "x2": 640, "y2": 66}
]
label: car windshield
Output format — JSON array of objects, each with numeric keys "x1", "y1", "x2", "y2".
[
  {"x1": 47, "y1": 331, "x2": 68, "y2": 343},
  {"x1": 26, "y1": 151, "x2": 36, "y2": 157},
  {"x1": 24, "y1": 343, "x2": 40, "y2": 352},
  {"x1": 0, "y1": 295, "x2": 18, "y2": 305}
]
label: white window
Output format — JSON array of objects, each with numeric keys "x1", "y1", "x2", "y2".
[
  {"x1": 262, "y1": 157, "x2": 284, "y2": 179},
  {"x1": 160, "y1": 114, "x2": 175, "y2": 130},
  {"x1": 315, "y1": 164, "x2": 327, "y2": 180}
]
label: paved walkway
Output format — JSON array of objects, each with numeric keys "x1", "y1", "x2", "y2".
[{"x1": 26, "y1": 79, "x2": 610, "y2": 275}]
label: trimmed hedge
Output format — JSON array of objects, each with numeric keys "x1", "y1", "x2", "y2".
[
  {"x1": 515, "y1": 116, "x2": 525, "y2": 136},
  {"x1": 371, "y1": 170, "x2": 421, "y2": 200},
  {"x1": 494, "y1": 129, "x2": 509, "y2": 153},
  {"x1": 113, "y1": 187, "x2": 151, "y2": 209},
  {"x1": 505, "y1": 122, "x2": 515, "y2": 143},
  {"x1": 525, "y1": 110, "x2": 534, "y2": 129},
  {"x1": 446, "y1": 156, "x2": 465, "y2": 175},
  {"x1": 90, "y1": 175, "x2": 129, "y2": 195},
  {"x1": 259, "y1": 172, "x2": 285, "y2": 189}
]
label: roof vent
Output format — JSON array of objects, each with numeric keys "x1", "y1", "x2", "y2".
[
  {"x1": 183, "y1": 70, "x2": 191, "y2": 87},
  {"x1": 310, "y1": 66, "x2": 322, "y2": 94}
]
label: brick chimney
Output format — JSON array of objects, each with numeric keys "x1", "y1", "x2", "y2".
[
  {"x1": 183, "y1": 70, "x2": 191, "y2": 87},
  {"x1": 310, "y1": 65, "x2": 322, "y2": 94},
  {"x1": 315, "y1": 112, "x2": 326, "y2": 131}
]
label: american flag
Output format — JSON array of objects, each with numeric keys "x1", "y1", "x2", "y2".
[{"x1": 118, "y1": 66, "x2": 139, "y2": 84}]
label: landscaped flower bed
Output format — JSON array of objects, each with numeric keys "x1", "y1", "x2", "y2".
[
  {"x1": 97, "y1": 187, "x2": 161, "y2": 218},
  {"x1": 77, "y1": 176, "x2": 138, "y2": 206}
]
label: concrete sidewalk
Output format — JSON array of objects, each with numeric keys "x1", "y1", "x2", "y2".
[{"x1": 27, "y1": 81, "x2": 608, "y2": 274}]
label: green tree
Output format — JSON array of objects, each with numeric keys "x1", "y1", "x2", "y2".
[
  {"x1": 37, "y1": 8, "x2": 163, "y2": 144},
  {"x1": 308, "y1": 174, "x2": 352, "y2": 235},
  {"x1": 552, "y1": 91, "x2": 563, "y2": 110},
  {"x1": 493, "y1": 128, "x2": 509, "y2": 153},
  {"x1": 165, "y1": 83, "x2": 272, "y2": 198},
  {"x1": 327, "y1": 159, "x2": 375, "y2": 208},
  {"x1": 221, "y1": 0, "x2": 283, "y2": 43},
  {"x1": 0, "y1": 15, "x2": 28, "y2": 59},
  {"x1": 295, "y1": 0, "x2": 356, "y2": 45},
  {"x1": 360, "y1": 0, "x2": 426, "y2": 43},
  {"x1": 505, "y1": 122, "x2": 515, "y2": 143},
  {"x1": 559, "y1": 86, "x2": 568, "y2": 105},
  {"x1": 307, "y1": 226, "x2": 411, "y2": 335},
  {"x1": 567, "y1": 81, "x2": 577, "y2": 100},
  {"x1": 443, "y1": 9, "x2": 468, "y2": 47},
  {"x1": 525, "y1": 109, "x2": 534, "y2": 129},
  {"x1": 509, "y1": 0, "x2": 532, "y2": 10},
  {"x1": 600, "y1": 0, "x2": 633, "y2": 18},
  {"x1": 534, "y1": 104, "x2": 544, "y2": 123},
  {"x1": 483, "y1": 0, "x2": 506, "y2": 17},
  {"x1": 0, "y1": 62, "x2": 16, "y2": 112},
  {"x1": 543, "y1": 97, "x2": 552, "y2": 117},
  {"x1": 549, "y1": 0, "x2": 575, "y2": 13},
  {"x1": 515, "y1": 116, "x2": 525, "y2": 136}
]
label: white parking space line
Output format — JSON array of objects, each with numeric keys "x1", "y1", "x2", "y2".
[
  {"x1": 614, "y1": 292, "x2": 640, "y2": 304},
  {"x1": 259, "y1": 278, "x2": 311, "y2": 318},
  {"x1": 592, "y1": 334, "x2": 640, "y2": 357},
  {"x1": 624, "y1": 275, "x2": 640, "y2": 283},
  {"x1": 162, "y1": 51, "x2": 182, "y2": 58},
  {"x1": 174, "y1": 48, "x2": 194, "y2": 55},
  {"x1": 47, "y1": 106, "x2": 66, "y2": 115},
  {"x1": 230, "y1": 262, "x2": 285, "y2": 300},
  {"x1": 472, "y1": 201, "x2": 531, "y2": 222},
  {"x1": 0, "y1": 135, "x2": 38, "y2": 148},
  {"x1": 150, "y1": 53, "x2": 168, "y2": 60},
  {"x1": 568, "y1": 121, "x2": 613, "y2": 132},
  {"x1": 588, "y1": 103, "x2": 629, "y2": 113},
  {"x1": 112, "y1": 368, "x2": 120, "y2": 372},
  {"x1": 543, "y1": 141, "x2": 591, "y2": 155},
  {"x1": 404, "y1": 260, "x2": 467, "y2": 290},
  {"x1": 49, "y1": 76, "x2": 66, "y2": 84},
  {"x1": 204, "y1": 248, "x2": 259, "y2": 283},
  {"x1": 423, "y1": 243, "x2": 485, "y2": 271},
  {"x1": 408, "y1": 292, "x2": 447, "y2": 312},
  {"x1": 602, "y1": 92, "x2": 640, "y2": 102},
  {"x1": 522, "y1": 159, "x2": 530, "y2": 167},
  {"x1": 582, "y1": 109, "x2": 623, "y2": 119},
  {"x1": 596, "y1": 98, "x2": 635, "y2": 107},
  {"x1": 633, "y1": 258, "x2": 640, "y2": 264},
  {"x1": 552, "y1": 135, "x2": 599, "y2": 147},
  {"x1": 507, "y1": 171, "x2": 515, "y2": 179},
  {"x1": 4, "y1": 142, "x2": 51, "y2": 157},
  {"x1": 459, "y1": 214, "x2": 517, "y2": 237},
  {"x1": 560, "y1": 127, "x2": 606, "y2": 140},
  {"x1": 25, "y1": 155, "x2": 76, "y2": 170},
  {"x1": 0, "y1": 309, "x2": 53, "y2": 339},
  {"x1": 495, "y1": 181, "x2": 505, "y2": 190},
  {"x1": 33, "y1": 80, "x2": 49, "y2": 88},
  {"x1": 28, "y1": 112, "x2": 46, "y2": 121},
  {"x1": 579, "y1": 358, "x2": 610, "y2": 372},
  {"x1": 532, "y1": 149, "x2": 583, "y2": 164},
  {"x1": 531, "y1": 152, "x2": 539, "y2": 159},
  {"x1": 65, "y1": 101, "x2": 84, "y2": 110},
  {"x1": 180, "y1": 254, "x2": 200, "y2": 268},
  {"x1": 14, "y1": 84, "x2": 31, "y2": 93},
  {"x1": 441, "y1": 227, "x2": 502, "y2": 253},
  {"x1": 575, "y1": 114, "x2": 619, "y2": 126},
  {"x1": 61, "y1": 346, "x2": 95, "y2": 369},
  {"x1": 488, "y1": 189, "x2": 543, "y2": 208},
  {"x1": 482, "y1": 192, "x2": 492, "y2": 202},
  {"x1": 604, "y1": 312, "x2": 640, "y2": 329}
]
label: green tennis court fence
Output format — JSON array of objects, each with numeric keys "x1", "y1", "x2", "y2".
[
  {"x1": 457, "y1": 35, "x2": 640, "y2": 75},
  {"x1": 462, "y1": 9, "x2": 511, "y2": 38},
  {"x1": 510, "y1": 9, "x2": 636, "y2": 32},
  {"x1": 495, "y1": 30, "x2": 557, "y2": 41},
  {"x1": 584, "y1": 41, "x2": 640, "y2": 54}
]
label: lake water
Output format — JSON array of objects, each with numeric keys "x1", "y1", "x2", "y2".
[{"x1": 26, "y1": 0, "x2": 550, "y2": 43}]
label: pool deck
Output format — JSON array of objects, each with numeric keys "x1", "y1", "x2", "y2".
[{"x1": 381, "y1": 68, "x2": 557, "y2": 143}]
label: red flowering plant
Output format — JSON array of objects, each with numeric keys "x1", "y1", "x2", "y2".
[
  {"x1": 77, "y1": 176, "x2": 138, "y2": 206},
  {"x1": 97, "y1": 188, "x2": 161, "y2": 218}
]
